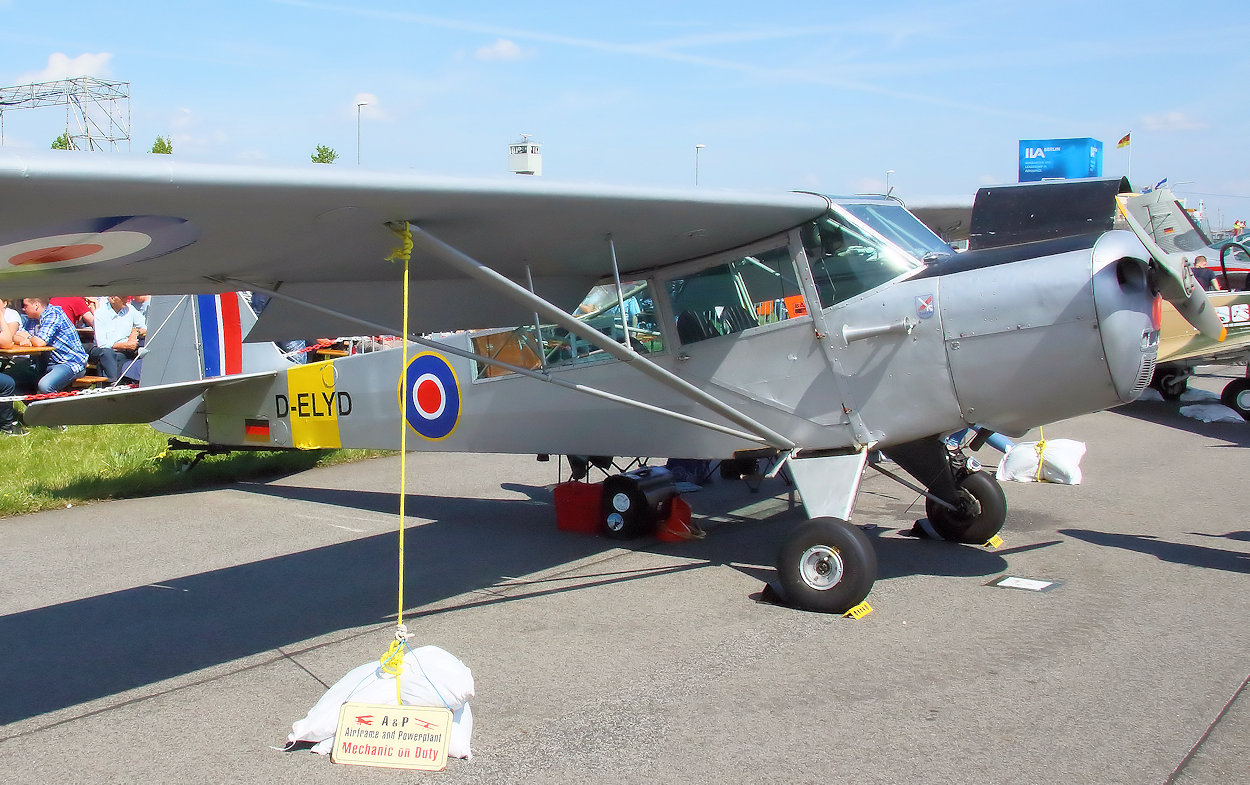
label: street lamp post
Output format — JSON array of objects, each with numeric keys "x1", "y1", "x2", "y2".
[
  {"x1": 695, "y1": 144, "x2": 706, "y2": 186},
  {"x1": 886, "y1": 169, "x2": 895, "y2": 196},
  {"x1": 356, "y1": 102, "x2": 367, "y2": 165}
]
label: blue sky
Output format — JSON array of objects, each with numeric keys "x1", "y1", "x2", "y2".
[{"x1": 2, "y1": 0, "x2": 1249, "y2": 228}]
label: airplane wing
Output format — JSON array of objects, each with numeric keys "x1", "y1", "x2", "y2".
[{"x1": 0, "y1": 152, "x2": 829, "y2": 335}]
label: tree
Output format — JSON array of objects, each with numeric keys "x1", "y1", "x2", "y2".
[
  {"x1": 150, "y1": 135, "x2": 173, "y2": 154},
  {"x1": 311, "y1": 144, "x2": 339, "y2": 164},
  {"x1": 51, "y1": 132, "x2": 73, "y2": 150}
]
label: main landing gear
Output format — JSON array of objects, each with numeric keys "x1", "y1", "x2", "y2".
[
  {"x1": 773, "y1": 434, "x2": 1008, "y2": 614},
  {"x1": 775, "y1": 517, "x2": 877, "y2": 614}
]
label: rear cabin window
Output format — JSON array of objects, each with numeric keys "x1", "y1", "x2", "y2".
[
  {"x1": 470, "y1": 281, "x2": 663, "y2": 380},
  {"x1": 667, "y1": 245, "x2": 808, "y2": 344}
]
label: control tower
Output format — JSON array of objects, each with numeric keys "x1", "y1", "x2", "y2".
[{"x1": 508, "y1": 134, "x2": 542, "y2": 176}]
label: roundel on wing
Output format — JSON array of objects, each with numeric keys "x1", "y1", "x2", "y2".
[
  {"x1": 401, "y1": 353, "x2": 461, "y2": 440},
  {"x1": 0, "y1": 216, "x2": 199, "y2": 276}
]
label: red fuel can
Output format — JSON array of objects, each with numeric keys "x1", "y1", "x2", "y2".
[{"x1": 553, "y1": 481, "x2": 604, "y2": 534}]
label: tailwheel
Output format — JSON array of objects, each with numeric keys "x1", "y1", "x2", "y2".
[
  {"x1": 924, "y1": 470, "x2": 1006, "y2": 544},
  {"x1": 776, "y1": 517, "x2": 877, "y2": 614},
  {"x1": 1220, "y1": 377, "x2": 1250, "y2": 419}
]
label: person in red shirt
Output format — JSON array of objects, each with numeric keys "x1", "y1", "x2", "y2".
[{"x1": 49, "y1": 296, "x2": 95, "y2": 328}]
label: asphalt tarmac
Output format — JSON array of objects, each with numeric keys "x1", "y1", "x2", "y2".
[{"x1": 1, "y1": 369, "x2": 1247, "y2": 784}]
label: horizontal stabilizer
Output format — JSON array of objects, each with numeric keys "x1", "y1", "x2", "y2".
[{"x1": 23, "y1": 371, "x2": 278, "y2": 427}]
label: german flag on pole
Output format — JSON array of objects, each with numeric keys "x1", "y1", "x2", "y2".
[{"x1": 1117, "y1": 133, "x2": 1131, "y2": 148}]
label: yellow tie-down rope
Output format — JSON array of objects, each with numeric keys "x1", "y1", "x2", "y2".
[
  {"x1": 383, "y1": 221, "x2": 414, "y2": 703},
  {"x1": 1033, "y1": 427, "x2": 1047, "y2": 483}
]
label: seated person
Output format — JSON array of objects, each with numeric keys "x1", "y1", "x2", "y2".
[
  {"x1": 90, "y1": 294, "x2": 146, "y2": 382},
  {"x1": 14, "y1": 297, "x2": 88, "y2": 393},
  {"x1": 0, "y1": 299, "x2": 25, "y2": 435},
  {"x1": 1192, "y1": 255, "x2": 1222, "y2": 291},
  {"x1": 50, "y1": 296, "x2": 96, "y2": 328},
  {"x1": 0, "y1": 297, "x2": 19, "y2": 346},
  {"x1": 130, "y1": 295, "x2": 151, "y2": 323}
]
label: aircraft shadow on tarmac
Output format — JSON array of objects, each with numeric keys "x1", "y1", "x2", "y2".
[
  {"x1": 0, "y1": 479, "x2": 1044, "y2": 729},
  {"x1": 1110, "y1": 399, "x2": 1250, "y2": 447},
  {"x1": 1060, "y1": 529, "x2": 1250, "y2": 574},
  {"x1": 0, "y1": 487, "x2": 619, "y2": 728}
]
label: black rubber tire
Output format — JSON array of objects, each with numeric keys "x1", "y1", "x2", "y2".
[
  {"x1": 924, "y1": 470, "x2": 1007, "y2": 544},
  {"x1": 1152, "y1": 372, "x2": 1188, "y2": 400},
  {"x1": 1220, "y1": 377, "x2": 1250, "y2": 419},
  {"x1": 776, "y1": 517, "x2": 877, "y2": 614}
]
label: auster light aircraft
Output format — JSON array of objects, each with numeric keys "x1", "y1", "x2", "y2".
[{"x1": 0, "y1": 154, "x2": 1212, "y2": 613}]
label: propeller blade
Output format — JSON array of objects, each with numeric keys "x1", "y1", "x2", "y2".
[{"x1": 1115, "y1": 191, "x2": 1226, "y2": 341}]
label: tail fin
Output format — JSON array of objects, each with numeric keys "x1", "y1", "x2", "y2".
[{"x1": 141, "y1": 292, "x2": 289, "y2": 388}]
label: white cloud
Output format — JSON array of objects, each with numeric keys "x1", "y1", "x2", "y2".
[
  {"x1": 16, "y1": 52, "x2": 113, "y2": 84},
  {"x1": 476, "y1": 38, "x2": 527, "y2": 62},
  {"x1": 1142, "y1": 111, "x2": 1206, "y2": 132},
  {"x1": 164, "y1": 108, "x2": 229, "y2": 155},
  {"x1": 171, "y1": 107, "x2": 195, "y2": 131}
]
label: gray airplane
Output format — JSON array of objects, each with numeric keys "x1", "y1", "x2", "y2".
[{"x1": 0, "y1": 154, "x2": 1208, "y2": 613}]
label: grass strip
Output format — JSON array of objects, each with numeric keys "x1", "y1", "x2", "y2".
[{"x1": 0, "y1": 421, "x2": 390, "y2": 518}]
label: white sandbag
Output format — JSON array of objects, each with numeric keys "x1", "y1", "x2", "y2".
[
  {"x1": 289, "y1": 645, "x2": 475, "y2": 759},
  {"x1": 995, "y1": 439, "x2": 1086, "y2": 484},
  {"x1": 1179, "y1": 387, "x2": 1219, "y2": 403},
  {"x1": 1135, "y1": 387, "x2": 1164, "y2": 402},
  {"x1": 1179, "y1": 404, "x2": 1244, "y2": 423},
  {"x1": 449, "y1": 702, "x2": 474, "y2": 759}
]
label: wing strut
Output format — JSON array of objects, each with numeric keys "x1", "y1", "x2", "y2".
[
  {"x1": 226, "y1": 279, "x2": 778, "y2": 446},
  {"x1": 403, "y1": 224, "x2": 798, "y2": 450}
]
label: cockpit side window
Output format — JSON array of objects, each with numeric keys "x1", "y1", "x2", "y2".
[
  {"x1": 667, "y1": 244, "x2": 808, "y2": 344},
  {"x1": 802, "y1": 214, "x2": 917, "y2": 309}
]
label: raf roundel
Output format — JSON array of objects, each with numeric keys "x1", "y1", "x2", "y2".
[
  {"x1": 0, "y1": 216, "x2": 198, "y2": 275},
  {"x1": 401, "y1": 353, "x2": 461, "y2": 440}
]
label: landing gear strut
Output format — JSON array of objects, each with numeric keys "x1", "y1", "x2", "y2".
[
  {"x1": 924, "y1": 469, "x2": 1007, "y2": 544},
  {"x1": 884, "y1": 434, "x2": 1008, "y2": 545}
]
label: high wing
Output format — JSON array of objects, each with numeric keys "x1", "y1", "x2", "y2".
[{"x1": 0, "y1": 152, "x2": 828, "y2": 336}]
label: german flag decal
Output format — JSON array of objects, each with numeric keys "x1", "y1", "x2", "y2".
[{"x1": 244, "y1": 418, "x2": 270, "y2": 443}]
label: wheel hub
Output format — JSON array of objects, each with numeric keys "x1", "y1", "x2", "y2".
[
  {"x1": 954, "y1": 486, "x2": 981, "y2": 520},
  {"x1": 798, "y1": 545, "x2": 844, "y2": 591}
]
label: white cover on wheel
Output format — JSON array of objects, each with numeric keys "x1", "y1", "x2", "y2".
[
  {"x1": 995, "y1": 439, "x2": 1086, "y2": 484},
  {"x1": 288, "y1": 645, "x2": 475, "y2": 759}
]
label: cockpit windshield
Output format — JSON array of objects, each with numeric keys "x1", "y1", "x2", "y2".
[
  {"x1": 800, "y1": 209, "x2": 920, "y2": 309},
  {"x1": 836, "y1": 201, "x2": 955, "y2": 261}
]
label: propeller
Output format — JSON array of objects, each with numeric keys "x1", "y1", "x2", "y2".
[{"x1": 1115, "y1": 190, "x2": 1226, "y2": 342}]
